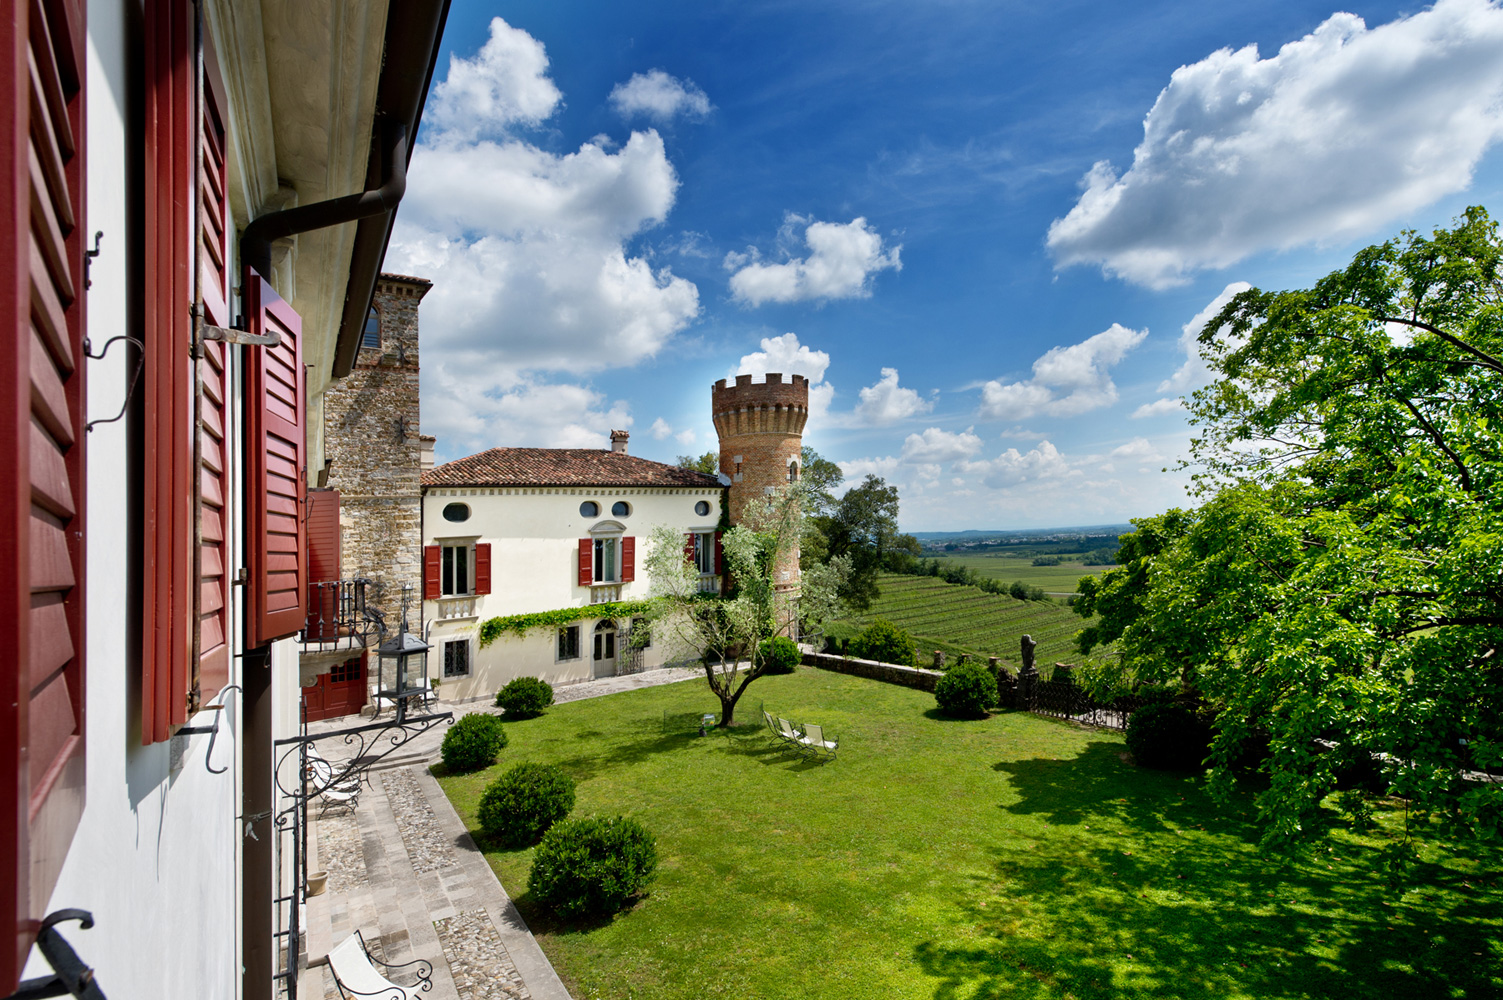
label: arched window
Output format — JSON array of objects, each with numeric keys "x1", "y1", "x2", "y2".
[
  {"x1": 593, "y1": 619, "x2": 617, "y2": 661},
  {"x1": 361, "y1": 306, "x2": 381, "y2": 350},
  {"x1": 788, "y1": 460, "x2": 799, "y2": 483}
]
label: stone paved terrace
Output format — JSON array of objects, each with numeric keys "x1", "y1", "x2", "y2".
[{"x1": 298, "y1": 666, "x2": 703, "y2": 1000}]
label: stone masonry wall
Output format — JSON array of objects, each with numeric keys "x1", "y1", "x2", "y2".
[{"x1": 322, "y1": 274, "x2": 429, "y2": 622}]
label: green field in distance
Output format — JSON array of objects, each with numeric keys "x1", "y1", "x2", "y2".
[{"x1": 926, "y1": 553, "x2": 1111, "y2": 594}]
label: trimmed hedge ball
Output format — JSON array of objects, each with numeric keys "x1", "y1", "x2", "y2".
[
  {"x1": 439, "y1": 712, "x2": 507, "y2": 773},
  {"x1": 495, "y1": 676, "x2": 555, "y2": 719},
  {"x1": 528, "y1": 816, "x2": 658, "y2": 919},
  {"x1": 758, "y1": 636, "x2": 802, "y2": 675},
  {"x1": 1125, "y1": 701, "x2": 1210, "y2": 770},
  {"x1": 849, "y1": 619, "x2": 917, "y2": 667},
  {"x1": 935, "y1": 661, "x2": 994, "y2": 718},
  {"x1": 478, "y1": 763, "x2": 576, "y2": 847}
]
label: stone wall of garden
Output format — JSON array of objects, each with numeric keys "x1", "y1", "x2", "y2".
[{"x1": 801, "y1": 651, "x2": 943, "y2": 692}]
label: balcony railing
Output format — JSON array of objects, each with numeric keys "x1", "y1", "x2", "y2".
[
  {"x1": 590, "y1": 583, "x2": 622, "y2": 604},
  {"x1": 302, "y1": 579, "x2": 385, "y2": 651},
  {"x1": 434, "y1": 595, "x2": 478, "y2": 620},
  {"x1": 697, "y1": 574, "x2": 722, "y2": 594}
]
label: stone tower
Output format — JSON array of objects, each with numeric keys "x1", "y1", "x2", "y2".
[
  {"x1": 321, "y1": 272, "x2": 430, "y2": 613},
  {"x1": 712, "y1": 372, "x2": 809, "y2": 590}
]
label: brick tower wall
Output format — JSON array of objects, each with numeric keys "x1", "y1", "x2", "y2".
[
  {"x1": 322, "y1": 274, "x2": 430, "y2": 620},
  {"x1": 712, "y1": 373, "x2": 809, "y2": 590}
]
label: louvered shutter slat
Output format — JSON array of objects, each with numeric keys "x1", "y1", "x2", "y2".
[
  {"x1": 475, "y1": 543, "x2": 492, "y2": 595},
  {"x1": 4, "y1": 1, "x2": 87, "y2": 989},
  {"x1": 423, "y1": 545, "x2": 440, "y2": 599},
  {"x1": 578, "y1": 539, "x2": 592, "y2": 586},
  {"x1": 246, "y1": 274, "x2": 307, "y2": 646},
  {"x1": 621, "y1": 536, "x2": 634, "y2": 583}
]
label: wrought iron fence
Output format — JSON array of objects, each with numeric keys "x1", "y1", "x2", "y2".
[{"x1": 302, "y1": 578, "x2": 384, "y2": 649}]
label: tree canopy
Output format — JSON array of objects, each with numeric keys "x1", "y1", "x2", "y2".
[
  {"x1": 645, "y1": 482, "x2": 847, "y2": 726},
  {"x1": 676, "y1": 452, "x2": 719, "y2": 475},
  {"x1": 1075, "y1": 208, "x2": 1503, "y2": 852}
]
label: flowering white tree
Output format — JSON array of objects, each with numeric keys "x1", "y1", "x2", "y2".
[{"x1": 644, "y1": 483, "x2": 847, "y2": 726}]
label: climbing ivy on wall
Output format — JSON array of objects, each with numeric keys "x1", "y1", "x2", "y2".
[{"x1": 478, "y1": 600, "x2": 657, "y2": 648}]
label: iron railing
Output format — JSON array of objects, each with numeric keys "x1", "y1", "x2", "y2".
[{"x1": 301, "y1": 579, "x2": 385, "y2": 650}]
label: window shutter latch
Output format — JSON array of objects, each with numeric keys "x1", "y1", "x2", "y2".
[{"x1": 200, "y1": 320, "x2": 281, "y2": 348}]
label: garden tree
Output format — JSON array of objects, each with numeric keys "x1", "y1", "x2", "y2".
[
  {"x1": 645, "y1": 482, "x2": 848, "y2": 726},
  {"x1": 798, "y1": 446, "x2": 844, "y2": 570},
  {"x1": 676, "y1": 451, "x2": 719, "y2": 475},
  {"x1": 1075, "y1": 208, "x2": 1503, "y2": 851},
  {"x1": 825, "y1": 474, "x2": 901, "y2": 610}
]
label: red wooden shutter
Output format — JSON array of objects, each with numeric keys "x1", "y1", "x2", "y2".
[
  {"x1": 142, "y1": 0, "x2": 194, "y2": 742},
  {"x1": 194, "y1": 27, "x2": 230, "y2": 705},
  {"x1": 2, "y1": 0, "x2": 87, "y2": 988},
  {"x1": 578, "y1": 539, "x2": 592, "y2": 586},
  {"x1": 474, "y1": 543, "x2": 492, "y2": 595},
  {"x1": 245, "y1": 273, "x2": 307, "y2": 646},
  {"x1": 304, "y1": 491, "x2": 341, "y2": 642},
  {"x1": 423, "y1": 544, "x2": 440, "y2": 599},
  {"x1": 621, "y1": 536, "x2": 635, "y2": 583},
  {"x1": 684, "y1": 532, "x2": 694, "y2": 563},
  {"x1": 715, "y1": 531, "x2": 724, "y2": 574}
]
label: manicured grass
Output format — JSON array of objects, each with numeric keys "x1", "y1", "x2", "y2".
[
  {"x1": 435, "y1": 671, "x2": 1502, "y2": 1000},
  {"x1": 833, "y1": 573, "x2": 1087, "y2": 668},
  {"x1": 928, "y1": 553, "x2": 1110, "y2": 593}
]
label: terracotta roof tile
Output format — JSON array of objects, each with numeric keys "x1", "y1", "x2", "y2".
[
  {"x1": 377, "y1": 271, "x2": 433, "y2": 286},
  {"x1": 422, "y1": 448, "x2": 722, "y2": 489}
]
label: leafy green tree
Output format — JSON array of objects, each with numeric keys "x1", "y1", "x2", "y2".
[
  {"x1": 799, "y1": 446, "x2": 844, "y2": 519},
  {"x1": 645, "y1": 482, "x2": 848, "y2": 725},
  {"x1": 1076, "y1": 208, "x2": 1503, "y2": 851},
  {"x1": 676, "y1": 452, "x2": 719, "y2": 475},
  {"x1": 825, "y1": 474, "x2": 901, "y2": 610}
]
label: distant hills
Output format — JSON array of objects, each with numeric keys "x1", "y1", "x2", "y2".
[{"x1": 910, "y1": 525, "x2": 1134, "y2": 542}]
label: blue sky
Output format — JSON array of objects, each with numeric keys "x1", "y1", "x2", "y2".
[{"x1": 389, "y1": 0, "x2": 1503, "y2": 530}]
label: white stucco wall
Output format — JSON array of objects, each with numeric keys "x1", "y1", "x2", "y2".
[
  {"x1": 23, "y1": 8, "x2": 243, "y2": 995},
  {"x1": 421, "y1": 484, "x2": 720, "y2": 699}
]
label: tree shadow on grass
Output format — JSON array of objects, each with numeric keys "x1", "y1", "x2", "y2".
[
  {"x1": 537, "y1": 727, "x2": 704, "y2": 782},
  {"x1": 910, "y1": 742, "x2": 1503, "y2": 999}
]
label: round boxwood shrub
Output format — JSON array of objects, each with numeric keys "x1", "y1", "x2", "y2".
[
  {"x1": 849, "y1": 619, "x2": 917, "y2": 667},
  {"x1": 495, "y1": 676, "x2": 555, "y2": 719},
  {"x1": 528, "y1": 816, "x2": 658, "y2": 919},
  {"x1": 439, "y1": 712, "x2": 507, "y2": 773},
  {"x1": 934, "y1": 660, "x2": 994, "y2": 718},
  {"x1": 478, "y1": 763, "x2": 576, "y2": 847},
  {"x1": 758, "y1": 636, "x2": 801, "y2": 674},
  {"x1": 1125, "y1": 701, "x2": 1210, "y2": 770}
]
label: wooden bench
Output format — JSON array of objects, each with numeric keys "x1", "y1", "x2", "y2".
[{"x1": 328, "y1": 929, "x2": 434, "y2": 1000}]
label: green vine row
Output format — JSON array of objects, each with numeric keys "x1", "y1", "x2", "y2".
[{"x1": 478, "y1": 599, "x2": 657, "y2": 648}]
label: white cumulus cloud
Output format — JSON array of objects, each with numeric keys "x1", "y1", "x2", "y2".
[
  {"x1": 978, "y1": 323, "x2": 1147, "y2": 420},
  {"x1": 427, "y1": 17, "x2": 562, "y2": 138},
  {"x1": 1131, "y1": 397, "x2": 1185, "y2": 419},
  {"x1": 650, "y1": 417, "x2": 673, "y2": 440},
  {"x1": 389, "y1": 17, "x2": 701, "y2": 420},
  {"x1": 900, "y1": 427, "x2": 983, "y2": 464},
  {"x1": 853, "y1": 368, "x2": 932, "y2": 425},
  {"x1": 610, "y1": 70, "x2": 712, "y2": 121},
  {"x1": 1159, "y1": 281, "x2": 1252, "y2": 394},
  {"x1": 1047, "y1": 0, "x2": 1503, "y2": 288},
  {"x1": 958, "y1": 440, "x2": 1075, "y2": 489},
  {"x1": 423, "y1": 369, "x2": 632, "y2": 456},
  {"x1": 732, "y1": 332, "x2": 835, "y2": 420},
  {"x1": 728, "y1": 215, "x2": 901, "y2": 306}
]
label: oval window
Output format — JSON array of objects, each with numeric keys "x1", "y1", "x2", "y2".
[
  {"x1": 695, "y1": 500, "x2": 710, "y2": 517},
  {"x1": 580, "y1": 501, "x2": 600, "y2": 517},
  {"x1": 442, "y1": 502, "x2": 470, "y2": 523},
  {"x1": 612, "y1": 501, "x2": 631, "y2": 517}
]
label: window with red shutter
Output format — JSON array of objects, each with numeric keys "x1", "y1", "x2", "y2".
[
  {"x1": 423, "y1": 544, "x2": 440, "y2": 599},
  {"x1": 304, "y1": 491, "x2": 341, "y2": 642},
  {"x1": 474, "y1": 543, "x2": 492, "y2": 595},
  {"x1": 245, "y1": 273, "x2": 308, "y2": 647},
  {"x1": 578, "y1": 538, "x2": 592, "y2": 586},
  {"x1": 621, "y1": 536, "x2": 635, "y2": 583},
  {"x1": 715, "y1": 531, "x2": 724, "y2": 575},
  {"x1": 2, "y1": 0, "x2": 88, "y2": 989},
  {"x1": 684, "y1": 533, "x2": 694, "y2": 563}
]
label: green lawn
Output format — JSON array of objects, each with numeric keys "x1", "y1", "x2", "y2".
[
  {"x1": 927, "y1": 553, "x2": 1111, "y2": 593},
  {"x1": 435, "y1": 671, "x2": 1502, "y2": 1000}
]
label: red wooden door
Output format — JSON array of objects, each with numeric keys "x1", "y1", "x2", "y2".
[{"x1": 302, "y1": 653, "x2": 367, "y2": 722}]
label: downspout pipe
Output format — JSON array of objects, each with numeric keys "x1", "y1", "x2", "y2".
[{"x1": 239, "y1": 118, "x2": 408, "y2": 282}]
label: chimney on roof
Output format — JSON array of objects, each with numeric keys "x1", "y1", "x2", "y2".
[
  {"x1": 610, "y1": 429, "x2": 629, "y2": 455},
  {"x1": 419, "y1": 435, "x2": 435, "y2": 472}
]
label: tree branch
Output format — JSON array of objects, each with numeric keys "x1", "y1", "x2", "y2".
[
  {"x1": 1396, "y1": 396, "x2": 1474, "y2": 494},
  {"x1": 1374, "y1": 315, "x2": 1503, "y2": 375}
]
